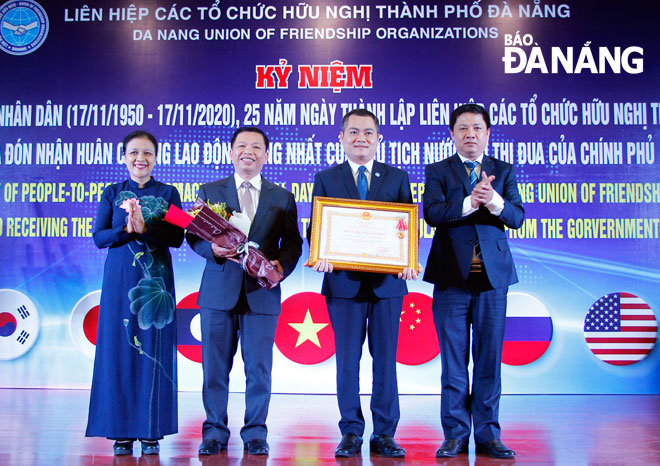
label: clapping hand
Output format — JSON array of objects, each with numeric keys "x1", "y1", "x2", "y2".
[
  {"x1": 471, "y1": 171, "x2": 496, "y2": 208},
  {"x1": 122, "y1": 198, "x2": 146, "y2": 234}
]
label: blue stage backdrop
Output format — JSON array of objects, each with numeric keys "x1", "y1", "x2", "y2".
[{"x1": 0, "y1": 0, "x2": 658, "y2": 394}]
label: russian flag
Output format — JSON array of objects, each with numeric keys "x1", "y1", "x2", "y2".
[{"x1": 502, "y1": 292, "x2": 553, "y2": 366}]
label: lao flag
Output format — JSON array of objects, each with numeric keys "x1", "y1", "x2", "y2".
[
  {"x1": 584, "y1": 292, "x2": 657, "y2": 366},
  {"x1": 502, "y1": 292, "x2": 553, "y2": 366},
  {"x1": 176, "y1": 292, "x2": 202, "y2": 363}
]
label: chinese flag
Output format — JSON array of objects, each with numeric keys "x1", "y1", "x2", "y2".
[{"x1": 397, "y1": 292, "x2": 440, "y2": 365}]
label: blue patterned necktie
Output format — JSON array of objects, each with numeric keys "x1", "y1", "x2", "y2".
[
  {"x1": 464, "y1": 160, "x2": 479, "y2": 191},
  {"x1": 464, "y1": 160, "x2": 483, "y2": 266},
  {"x1": 357, "y1": 165, "x2": 368, "y2": 200}
]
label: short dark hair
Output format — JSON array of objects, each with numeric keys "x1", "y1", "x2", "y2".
[
  {"x1": 449, "y1": 104, "x2": 491, "y2": 131},
  {"x1": 230, "y1": 126, "x2": 269, "y2": 151},
  {"x1": 341, "y1": 108, "x2": 380, "y2": 132},
  {"x1": 122, "y1": 130, "x2": 158, "y2": 155}
]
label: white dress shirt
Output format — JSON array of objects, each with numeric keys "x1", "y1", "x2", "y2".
[
  {"x1": 234, "y1": 172, "x2": 262, "y2": 212},
  {"x1": 457, "y1": 153, "x2": 504, "y2": 217},
  {"x1": 347, "y1": 158, "x2": 375, "y2": 189}
]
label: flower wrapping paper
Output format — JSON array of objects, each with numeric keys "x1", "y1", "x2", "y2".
[{"x1": 164, "y1": 198, "x2": 284, "y2": 290}]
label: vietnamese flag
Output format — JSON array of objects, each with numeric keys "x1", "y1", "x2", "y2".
[{"x1": 275, "y1": 292, "x2": 335, "y2": 365}]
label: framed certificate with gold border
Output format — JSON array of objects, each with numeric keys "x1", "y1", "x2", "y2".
[{"x1": 308, "y1": 196, "x2": 418, "y2": 274}]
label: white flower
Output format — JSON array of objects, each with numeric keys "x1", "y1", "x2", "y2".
[{"x1": 229, "y1": 211, "x2": 252, "y2": 236}]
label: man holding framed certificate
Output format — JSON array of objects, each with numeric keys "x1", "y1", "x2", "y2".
[{"x1": 308, "y1": 109, "x2": 419, "y2": 458}]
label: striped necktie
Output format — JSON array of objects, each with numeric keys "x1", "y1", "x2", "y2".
[{"x1": 464, "y1": 160, "x2": 479, "y2": 191}]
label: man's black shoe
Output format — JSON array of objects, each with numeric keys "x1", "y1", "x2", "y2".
[
  {"x1": 436, "y1": 438, "x2": 469, "y2": 458},
  {"x1": 369, "y1": 434, "x2": 405, "y2": 458},
  {"x1": 476, "y1": 439, "x2": 516, "y2": 459},
  {"x1": 198, "y1": 439, "x2": 222, "y2": 455},
  {"x1": 335, "y1": 433, "x2": 363, "y2": 457},
  {"x1": 244, "y1": 439, "x2": 269, "y2": 455}
]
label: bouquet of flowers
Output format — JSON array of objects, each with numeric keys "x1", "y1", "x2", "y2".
[{"x1": 164, "y1": 198, "x2": 284, "y2": 290}]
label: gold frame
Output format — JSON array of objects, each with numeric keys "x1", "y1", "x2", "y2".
[{"x1": 308, "y1": 196, "x2": 419, "y2": 274}]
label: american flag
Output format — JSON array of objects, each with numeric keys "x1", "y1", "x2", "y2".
[{"x1": 584, "y1": 292, "x2": 657, "y2": 366}]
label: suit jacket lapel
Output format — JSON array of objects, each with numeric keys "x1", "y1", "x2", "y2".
[
  {"x1": 339, "y1": 162, "x2": 361, "y2": 199},
  {"x1": 367, "y1": 161, "x2": 384, "y2": 201},
  {"x1": 249, "y1": 178, "x2": 274, "y2": 239},
  {"x1": 481, "y1": 155, "x2": 496, "y2": 181},
  {"x1": 221, "y1": 176, "x2": 241, "y2": 213},
  {"x1": 450, "y1": 154, "x2": 473, "y2": 194}
]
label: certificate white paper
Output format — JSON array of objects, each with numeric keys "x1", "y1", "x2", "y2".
[{"x1": 309, "y1": 197, "x2": 418, "y2": 274}]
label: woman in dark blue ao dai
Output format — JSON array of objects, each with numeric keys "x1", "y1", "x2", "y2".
[{"x1": 86, "y1": 130, "x2": 183, "y2": 456}]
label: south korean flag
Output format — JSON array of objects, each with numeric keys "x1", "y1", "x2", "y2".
[{"x1": 0, "y1": 289, "x2": 40, "y2": 360}]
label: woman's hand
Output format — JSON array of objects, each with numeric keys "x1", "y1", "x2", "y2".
[
  {"x1": 130, "y1": 203, "x2": 146, "y2": 234},
  {"x1": 121, "y1": 198, "x2": 145, "y2": 234}
]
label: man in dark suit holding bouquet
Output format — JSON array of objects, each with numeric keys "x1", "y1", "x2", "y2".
[{"x1": 187, "y1": 127, "x2": 302, "y2": 456}]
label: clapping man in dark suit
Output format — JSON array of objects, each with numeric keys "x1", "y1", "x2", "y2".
[
  {"x1": 187, "y1": 127, "x2": 302, "y2": 456},
  {"x1": 309, "y1": 109, "x2": 419, "y2": 458},
  {"x1": 423, "y1": 104, "x2": 525, "y2": 459}
]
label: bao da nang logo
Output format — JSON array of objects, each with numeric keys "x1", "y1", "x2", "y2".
[{"x1": 0, "y1": 0, "x2": 48, "y2": 55}]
